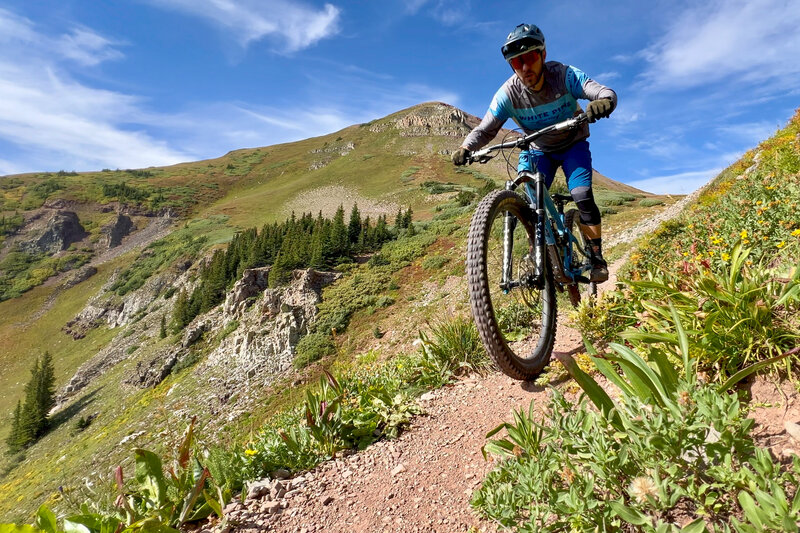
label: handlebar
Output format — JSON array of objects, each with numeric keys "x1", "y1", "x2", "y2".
[{"x1": 467, "y1": 113, "x2": 589, "y2": 164}]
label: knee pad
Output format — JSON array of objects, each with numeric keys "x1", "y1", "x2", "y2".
[{"x1": 571, "y1": 186, "x2": 601, "y2": 226}]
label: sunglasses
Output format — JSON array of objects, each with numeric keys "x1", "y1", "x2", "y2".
[{"x1": 508, "y1": 49, "x2": 542, "y2": 70}]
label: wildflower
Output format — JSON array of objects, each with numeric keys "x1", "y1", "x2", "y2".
[
  {"x1": 711, "y1": 237, "x2": 722, "y2": 244},
  {"x1": 722, "y1": 252, "x2": 731, "y2": 261},
  {"x1": 740, "y1": 230, "x2": 748, "y2": 239},
  {"x1": 777, "y1": 241, "x2": 786, "y2": 249},
  {"x1": 244, "y1": 449, "x2": 258, "y2": 457},
  {"x1": 708, "y1": 250, "x2": 715, "y2": 257},
  {"x1": 629, "y1": 476, "x2": 659, "y2": 504},
  {"x1": 792, "y1": 229, "x2": 800, "y2": 237},
  {"x1": 561, "y1": 465, "x2": 576, "y2": 485},
  {"x1": 682, "y1": 252, "x2": 689, "y2": 257},
  {"x1": 756, "y1": 200, "x2": 762, "y2": 205},
  {"x1": 678, "y1": 390, "x2": 693, "y2": 407}
]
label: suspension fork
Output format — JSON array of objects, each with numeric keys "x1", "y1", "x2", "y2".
[
  {"x1": 534, "y1": 172, "x2": 546, "y2": 280},
  {"x1": 502, "y1": 184, "x2": 517, "y2": 290}
]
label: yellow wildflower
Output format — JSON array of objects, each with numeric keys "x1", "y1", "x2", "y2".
[
  {"x1": 244, "y1": 449, "x2": 258, "y2": 456},
  {"x1": 777, "y1": 241, "x2": 786, "y2": 248},
  {"x1": 682, "y1": 252, "x2": 689, "y2": 257},
  {"x1": 722, "y1": 252, "x2": 731, "y2": 261},
  {"x1": 792, "y1": 229, "x2": 800, "y2": 237},
  {"x1": 708, "y1": 250, "x2": 715, "y2": 257},
  {"x1": 740, "y1": 230, "x2": 748, "y2": 239},
  {"x1": 756, "y1": 200, "x2": 762, "y2": 205}
]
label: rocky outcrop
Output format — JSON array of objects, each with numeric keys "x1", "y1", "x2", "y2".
[
  {"x1": 125, "y1": 348, "x2": 186, "y2": 388},
  {"x1": 99, "y1": 214, "x2": 135, "y2": 249},
  {"x1": 208, "y1": 268, "x2": 341, "y2": 384},
  {"x1": 391, "y1": 103, "x2": 475, "y2": 138},
  {"x1": 20, "y1": 210, "x2": 88, "y2": 254},
  {"x1": 62, "y1": 265, "x2": 98, "y2": 290},
  {"x1": 224, "y1": 267, "x2": 271, "y2": 316}
]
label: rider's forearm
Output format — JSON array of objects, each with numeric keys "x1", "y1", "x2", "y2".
[
  {"x1": 583, "y1": 80, "x2": 617, "y2": 112},
  {"x1": 462, "y1": 109, "x2": 505, "y2": 151}
]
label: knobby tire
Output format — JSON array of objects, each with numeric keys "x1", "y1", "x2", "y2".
[{"x1": 467, "y1": 189, "x2": 557, "y2": 381}]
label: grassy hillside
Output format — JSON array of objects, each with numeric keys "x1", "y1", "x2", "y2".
[{"x1": 0, "y1": 102, "x2": 674, "y2": 522}]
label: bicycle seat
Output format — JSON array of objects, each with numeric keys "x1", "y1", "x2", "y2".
[{"x1": 551, "y1": 194, "x2": 573, "y2": 204}]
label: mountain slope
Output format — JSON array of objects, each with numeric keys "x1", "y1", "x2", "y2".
[{"x1": 0, "y1": 102, "x2": 670, "y2": 522}]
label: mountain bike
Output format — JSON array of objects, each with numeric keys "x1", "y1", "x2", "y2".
[{"x1": 465, "y1": 113, "x2": 597, "y2": 380}]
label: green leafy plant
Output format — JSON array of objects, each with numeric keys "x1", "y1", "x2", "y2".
[{"x1": 413, "y1": 316, "x2": 492, "y2": 388}]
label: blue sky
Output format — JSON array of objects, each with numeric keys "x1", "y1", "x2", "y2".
[{"x1": 1, "y1": 0, "x2": 799, "y2": 194}]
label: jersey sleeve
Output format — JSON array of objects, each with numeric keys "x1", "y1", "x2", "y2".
[
  {"x1": 565, "y1": 65, "x2": 618, "y2": 110},
  {"x1": 462, "y1": 88, "x2": 511, "y2": 150}
]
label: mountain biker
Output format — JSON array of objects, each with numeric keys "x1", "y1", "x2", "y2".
[{"x1": 453, "y1": 23, "x2": 617, "y2": 282}]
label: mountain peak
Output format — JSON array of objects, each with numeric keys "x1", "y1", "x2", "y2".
[{"x1": 367, "y1": 101, "x2": 480, "y2": 138}]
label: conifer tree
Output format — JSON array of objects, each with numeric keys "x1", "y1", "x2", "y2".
[
  {"x1": 348, "y1": 204, "x2": 361, "y2": 246},
  {"x1": 394, "y1": 208, "x2": 404, "y2": 230},
  {"x1": 5, "y1": 401, "x2": 25, "y2": 454},
  {"x1": 330, "y1": 205, "x2": 349, "y2": 260},
  {"x1": 268, "y1": 251, "x2": 292, "y2": 288},
  {"x1": 173, "y1": 289, "x2": 190, "y2": 331},
  {"x1": 160, "y1": 315, "x2": 167, "y2": 339},
  {"x1": 402, "y1": 207, "x2": 413, "y2": 229}
]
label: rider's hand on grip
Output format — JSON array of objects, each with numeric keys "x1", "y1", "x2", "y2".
[
  {"x1": 585, "y1": 99, "x2": 613, "y2": 123},
  {"x1": 452, "y1": 147, "x2": 471, "y2": 166}
]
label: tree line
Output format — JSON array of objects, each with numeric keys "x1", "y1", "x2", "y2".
[
  {"x1": 172, "y1": 204, "x2": 413, "y2": 330},
  {"x1": 6, "y1": 353, "x2": 56, "y2": 455}
]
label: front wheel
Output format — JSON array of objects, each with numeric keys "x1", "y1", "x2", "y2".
[
  {"x1": 564, "y1": 208, "x2": 597, "y2": 307},
  {"x1": 466, "y1": 190, "x2": 557, "y2": 380}
]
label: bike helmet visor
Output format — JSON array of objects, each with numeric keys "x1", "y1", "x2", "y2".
[{"x1": 502, "y1": 36, "x2": 545, "y2": 60}]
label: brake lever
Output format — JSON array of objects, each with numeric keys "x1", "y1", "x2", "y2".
[{"x1": 467, "y1": 153, "x2": 495, "y2": 165}]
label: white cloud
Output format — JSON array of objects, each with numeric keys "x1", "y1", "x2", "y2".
[
  {"x1": 146, "y1": 0, "x2": 341, "y2": 52},
  {"x1": 0, "y1": 8, "x2": 123, "y2": 67},
  {"x1": 639, "y1": 0, "x2": 800, "y2": 90},
  {"x1": 57, "y1": 28, "x2": 124, "y2": 66},
  {"x1": 594, "y1": 71, "x2": 620, "y2": 82},
  {"x1": 627, "y1": 168, "x2": 721, "y2": 195},
  {"x1": 0, "y1": 9, "x2": 188, "y2": 172}
]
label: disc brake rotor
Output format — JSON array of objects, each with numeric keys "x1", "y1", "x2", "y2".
[{"x1": 517, "y1": 254, "x2": 541, "y2": 309}]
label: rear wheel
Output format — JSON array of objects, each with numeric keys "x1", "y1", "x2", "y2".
[
  {"x1": 466, "y1": 190, "x2": 557, "y2": 380},
  {"x1": 564, "y1": 208, "x2": 597, "y2": 307}
]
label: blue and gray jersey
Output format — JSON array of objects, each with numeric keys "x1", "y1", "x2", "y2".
[{"x1": 463, "y1": 61, "x2": 617, "y2": 153}]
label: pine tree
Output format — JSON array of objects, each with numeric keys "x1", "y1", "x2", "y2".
[
  {"x1": 394, "y1": 209, "x2": 404, "y2": 230},
  {"x1": 402, "y1": 207, "x2": 413, "y2": 229},
  {"x1": 348, "y1": 204, "x2": 362, "y2": 246},
  {"x1": 5, "y1": 401, "x2": 24, "y2": 454},
  {"x1": 330, "y1": 205, "x2": 349, "y2": 260},
  {"x1": 36, "y1": 352, "x2": 56, "y2": 433},
  {"x1": 160, "y1": 315, "x2": 167, "y2": 339},
  {"x1": 173, "y1": 289, "x2": 190, "y2": 331}
]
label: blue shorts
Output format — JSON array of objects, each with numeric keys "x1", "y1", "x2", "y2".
[{"x1": 517, "y1": 140, "x2": 593, "y2": 191}]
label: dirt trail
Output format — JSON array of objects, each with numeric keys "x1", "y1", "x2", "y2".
[{"x1": 221, "y1": 259, "x2": 628, "y2": 533}]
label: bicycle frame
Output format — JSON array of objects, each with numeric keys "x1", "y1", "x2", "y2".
[{"x1": 501, "y1": 170, "x2": 589, "y2": 290}]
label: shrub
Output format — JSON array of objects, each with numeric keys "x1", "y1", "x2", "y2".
[
  {"x1": 293, "y1": 333, "x2": 336, "y2": 369},
  {"x1": 455, "y1": 190, "x2": 476, "y2": 206},
  {"x1": 421, "y1": 255, "x2": 449, "y2": 270},
  {"x1": 639, "y1": 198, "x2": 664, "y2": 207},
  {"x1": 414, "y1": 316, "x2": 492, "y2": 388}
]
